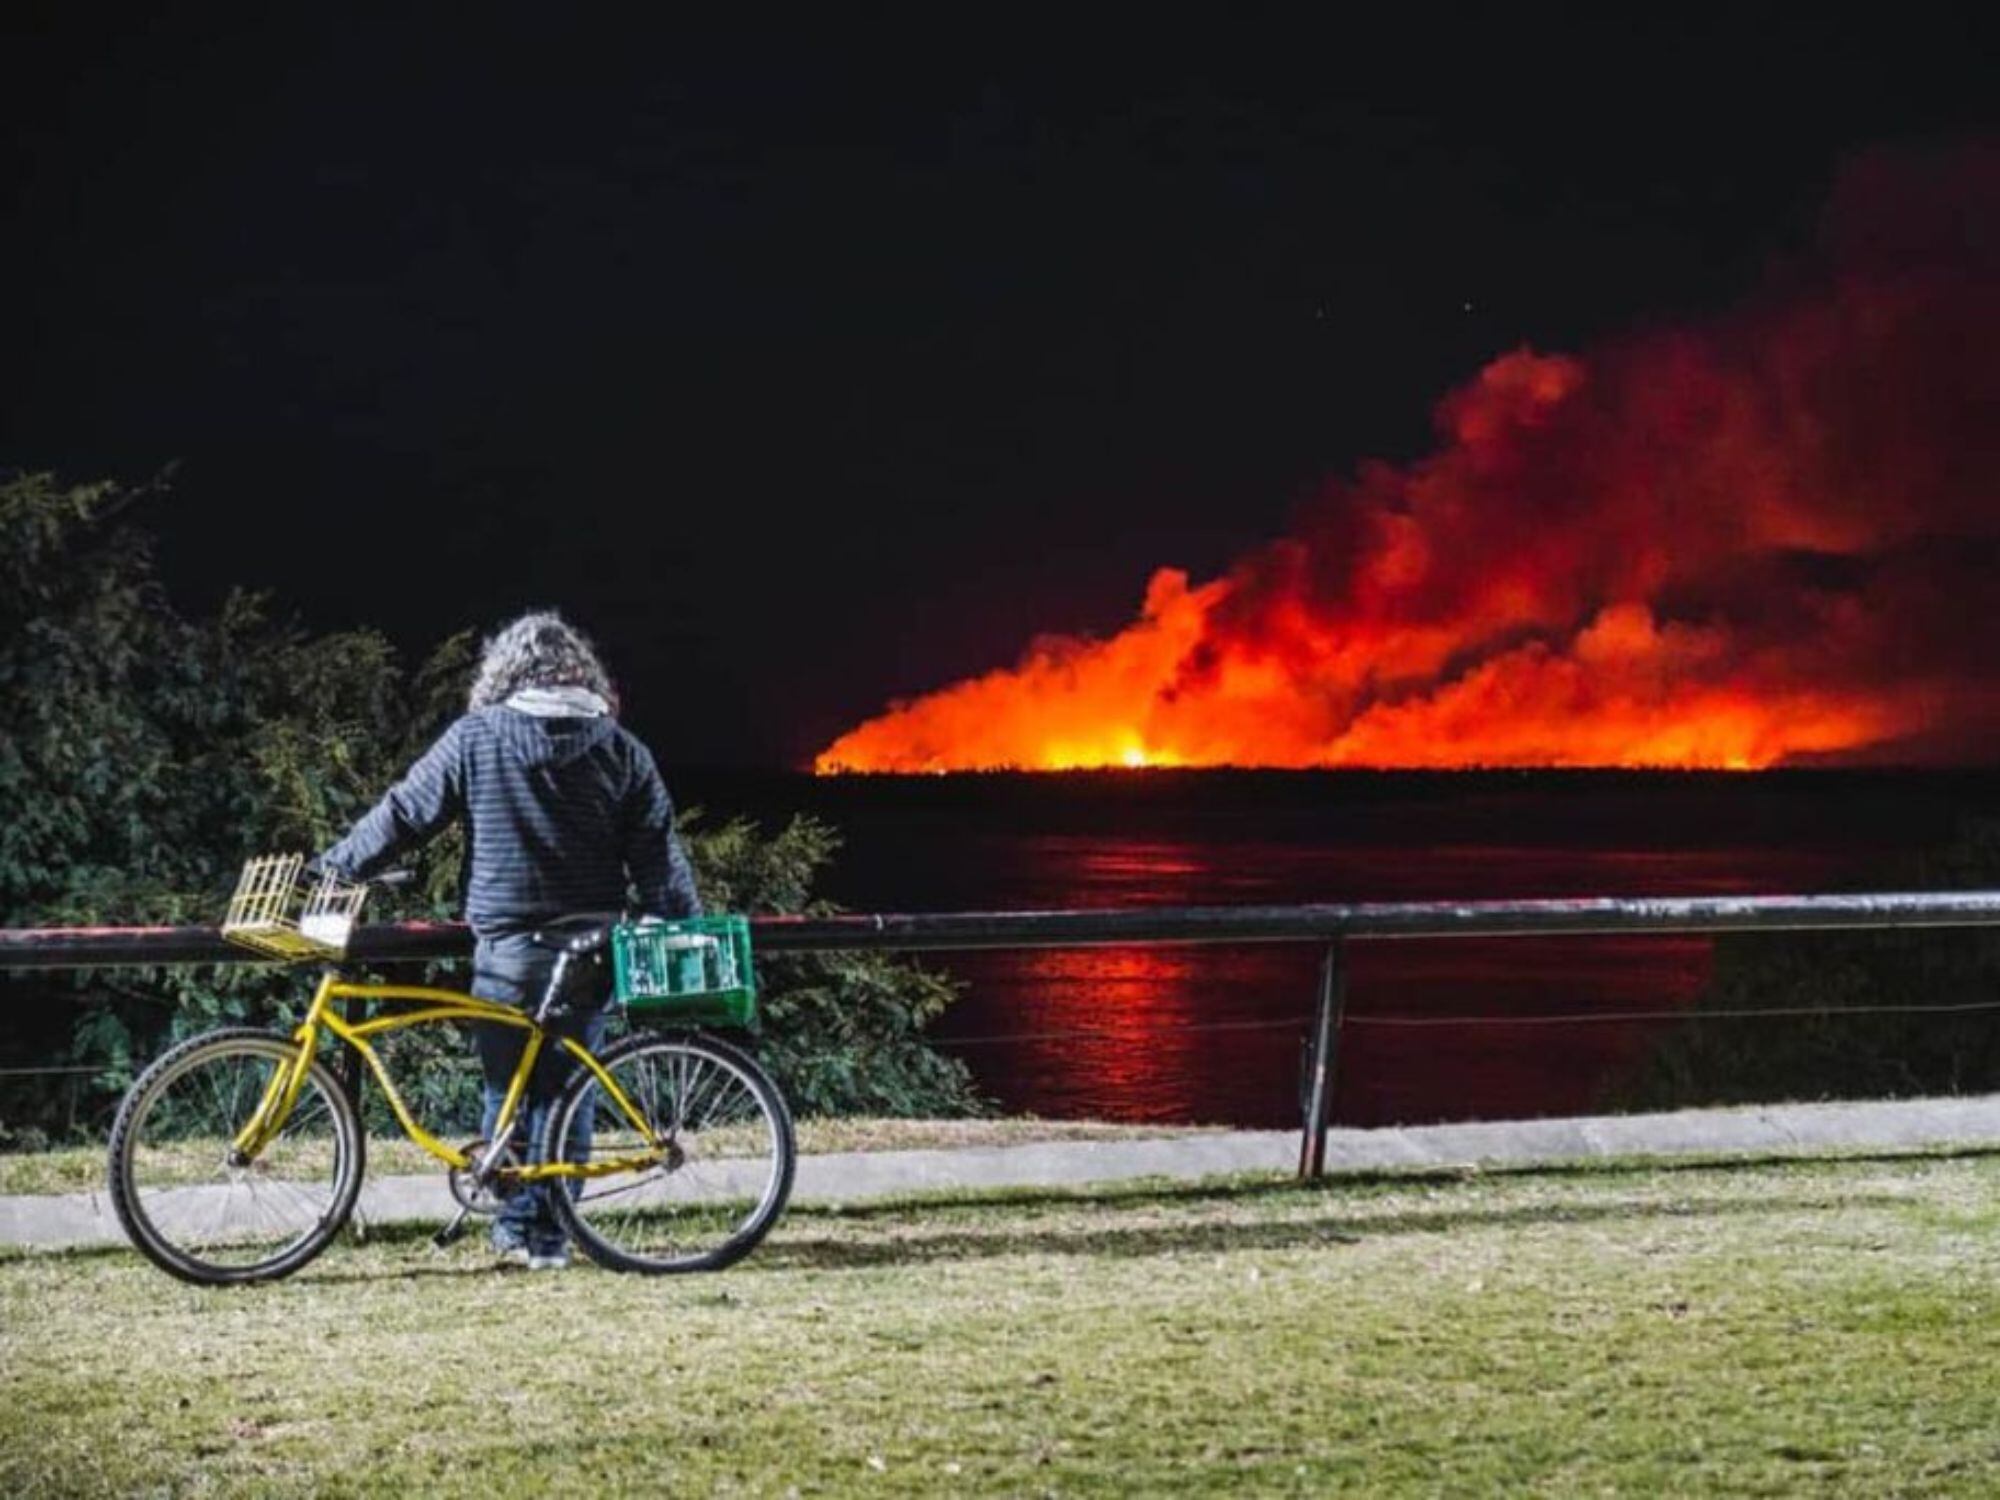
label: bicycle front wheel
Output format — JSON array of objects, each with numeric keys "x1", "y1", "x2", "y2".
[
  {"x1": 108, "y1": 1028, "x2": 364, "y2": 1285},
  {"x1": 544, "y1": 1031, "x2": 795, "y2": 1273}
]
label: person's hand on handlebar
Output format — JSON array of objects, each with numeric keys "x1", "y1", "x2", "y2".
[{"x1": 303, "y1": 856, "x2": 414, "y2": 889}]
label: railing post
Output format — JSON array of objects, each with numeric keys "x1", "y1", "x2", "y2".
[{"x1": 1298, "y1": 940, "x2": 1346, "y2": 1180}]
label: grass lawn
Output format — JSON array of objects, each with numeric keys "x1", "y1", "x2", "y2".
[{"x1": 3, "y1": 1149, "x2": 1998, "y2": 1495}]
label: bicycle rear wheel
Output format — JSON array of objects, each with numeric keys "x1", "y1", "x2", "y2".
[
  {"x1": 108, "y1": 1027, "x2": 364, "y2": 1285},
  {"x1": 543, "y1": 1031, "x2": 794, "y2": 1273}
]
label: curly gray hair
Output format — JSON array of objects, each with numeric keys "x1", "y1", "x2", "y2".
[{"x1": 467, "y1": 611, "x2": 616, "y2": 711}]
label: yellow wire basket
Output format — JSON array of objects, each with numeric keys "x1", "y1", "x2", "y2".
[{"x1": 220, "y1": 854, "x2": 369, "y2": 960}]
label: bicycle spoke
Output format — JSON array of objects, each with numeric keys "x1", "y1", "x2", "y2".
[
  {"x1": 697, "y1": 1075, "x2": 751, "y2": 1135},
  {"x1": 263, "y1": 1171, "x2": 332, "y2": 1225},
  {"x1": 638, "y1": 1054, "x2": 664, "y2": 1134},
  {"x1": 194, "y1": 1179, "x2": 240, "y2": 1250},
  {"x1": 672, "y1": 1049, "x2": 693, "y2": 1134},
  {"x1": 678, "y1": 1057, "x2": 724, "y2": 1134}
]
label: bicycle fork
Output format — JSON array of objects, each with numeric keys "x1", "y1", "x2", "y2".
[{"x1": 229, "y1": 1025, "x2": 321, "y2": 1164}]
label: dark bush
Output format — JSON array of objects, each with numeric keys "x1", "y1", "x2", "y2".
[{"x1": 1619, "y1": 820, "x2": 2000, "y2": 1109}]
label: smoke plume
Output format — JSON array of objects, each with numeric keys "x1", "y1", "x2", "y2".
[{"x1": 818, "y1": 146, "x2": 2000, "y2": 773}]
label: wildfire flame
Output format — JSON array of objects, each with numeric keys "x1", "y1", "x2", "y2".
[{"x1": 817, "y1": 147, "x2": 2000, "y2": 774}]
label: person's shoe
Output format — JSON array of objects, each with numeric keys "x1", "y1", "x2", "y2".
[
  {"x1": 526, "y1": 1242, "x2": 571, "y2": 1272},
  {"x1": 488, "y1": 1221, "x2": 532, "y2": 1265}
]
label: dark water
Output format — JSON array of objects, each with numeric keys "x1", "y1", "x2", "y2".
[{"x1": 675, "y1": 770, "x2": 2000, "y2": 1127}]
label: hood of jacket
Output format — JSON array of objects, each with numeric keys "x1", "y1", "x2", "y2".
[{"x1": 481, "y1": 704, "x2": 619, "y2": 768}]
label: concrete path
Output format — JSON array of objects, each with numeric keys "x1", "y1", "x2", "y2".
[{"x1": 8, "y1": 1093, "x2": 2000, "y2": 1252}]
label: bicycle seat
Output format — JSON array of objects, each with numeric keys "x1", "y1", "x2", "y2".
[{"x1": 529, "y1": 914, "x2": 617, "y2": 956}]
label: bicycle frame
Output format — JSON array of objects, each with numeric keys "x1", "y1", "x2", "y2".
[{"x1": 231, "y1": 970, "x2": 663, "y2": 1182}]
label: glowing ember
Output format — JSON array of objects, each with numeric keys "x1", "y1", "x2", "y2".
[{"x1": 817, "y1": 147, "x2": 2000, "y2": 774}]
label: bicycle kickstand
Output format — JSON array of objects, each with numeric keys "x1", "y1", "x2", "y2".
[{"x1": 433, "y1": 1206, "x2": 472, "y2": 1249}]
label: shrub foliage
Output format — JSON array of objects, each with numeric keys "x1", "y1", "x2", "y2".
[{"x1": 1620, "y1": 821, "x2": 2000, "y2": 1110}]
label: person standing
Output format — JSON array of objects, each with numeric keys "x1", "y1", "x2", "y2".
[{"x1": 318, "y1": 610, "x2": 701, "y2": 1268}]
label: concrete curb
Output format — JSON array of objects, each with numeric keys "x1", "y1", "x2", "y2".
[{"x1": 8, "y1": 1093, "x2": 2000, "y2": 1252}]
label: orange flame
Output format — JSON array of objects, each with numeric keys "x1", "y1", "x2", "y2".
[{"x1": 817, "y1": 147, "x2": 2000, "y2": 774}]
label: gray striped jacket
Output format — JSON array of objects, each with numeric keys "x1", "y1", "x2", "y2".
[{"x1": 320, "y1": 707, "x2": 701, "y2": 938}]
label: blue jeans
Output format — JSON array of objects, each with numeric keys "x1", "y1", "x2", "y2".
[{"x1": 471, "y1": 934, "x2": 612, "y2": 1251}]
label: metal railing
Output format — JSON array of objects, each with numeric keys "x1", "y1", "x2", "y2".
[{"x1": 7, "y1": 889, "x2": 2000, "y2": 1177}]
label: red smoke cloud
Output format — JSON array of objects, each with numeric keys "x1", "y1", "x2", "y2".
[{"x1": 818, "y1": 146, "x2": 2000, "y2": 773}]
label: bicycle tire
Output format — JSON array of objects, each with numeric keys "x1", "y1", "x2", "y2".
[
  {"x1": 543, "y1": 1030, "x2": 795, "y2": 1274},
  {"x1": 108, "y1": 1027, "x2": 365, "y2": 1286}
]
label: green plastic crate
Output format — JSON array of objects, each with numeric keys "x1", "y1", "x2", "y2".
[{"x1": 610, "y1": 914, "x2": 757, "y2": 1026}]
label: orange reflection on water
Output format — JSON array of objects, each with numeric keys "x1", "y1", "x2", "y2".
[
  {"x1": 907, "y1": 824, "x2": 1867, "y2": 1124},
  {"x1": 936, "y1": 837, "x2": 1298, "y2": 1121}
]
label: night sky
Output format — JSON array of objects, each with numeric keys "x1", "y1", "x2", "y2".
[{"x1": 5, "y1": 10, "x2": 1998, "y2": 766}]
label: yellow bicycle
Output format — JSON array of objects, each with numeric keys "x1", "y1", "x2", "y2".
[{"x1": 107, "y1": 856, "x2": 795, "y2": 1285}]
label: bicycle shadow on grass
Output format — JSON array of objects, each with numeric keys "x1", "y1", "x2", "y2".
[
  {"x1": 0, "y1": 1231, "x2": 563, "y2": 1288},
  {"x1": 300, "y1": 1254, "x2": 556, "y2": 1287},
  {"x1": 295, "y1": 1221, "x2": 616, "y2": 1285},
  {"x1": 754, "y1": 1190, "x2": 1916, "y2": 1272},
  {"x1": 744, "y1": 1148, "x2": 1986, "y2": 1274}
]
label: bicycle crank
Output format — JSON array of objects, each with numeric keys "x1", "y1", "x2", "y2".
[{"x1": 447, "y1": 1138, "x2": 523, "y2": 1216}]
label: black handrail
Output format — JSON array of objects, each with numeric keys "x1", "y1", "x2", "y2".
[
  {"x1": 6, "y1": 890, "x2": 2000, "y2": 970},
  {"x1": 10, "y1": 889, "x2": 2000, "y2": 1180}
]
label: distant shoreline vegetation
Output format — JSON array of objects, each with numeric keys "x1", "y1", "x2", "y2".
[{"x1": 681, "y1": 764, "x2": 2000, "y2": 822}]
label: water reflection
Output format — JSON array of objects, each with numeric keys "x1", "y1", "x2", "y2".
[
  {"x1": 687, "y1": 771, "x2": 1963, "y2": 1127},
  {"x1": 928, "y1": 835, "x2": 1852, "y2": 1126},
  {"x1": 940, "y1": 945, "x2": 1306, "y2": 1124}
]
